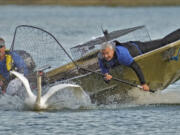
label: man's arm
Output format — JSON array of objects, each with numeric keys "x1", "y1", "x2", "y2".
[
  {"x1": 129, "y1": 61, "x2": 149, "y2": 91},
  {"x1": 129, "y1": 61, "x2": 145, "y2": 85},
  {"x1": 116, "y1": 46, "x2": 149, "y2": 91}
]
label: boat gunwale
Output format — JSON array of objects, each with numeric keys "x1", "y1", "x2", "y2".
[{"x1": 46, "y1": 40, "x2": 180, "y2": 80}]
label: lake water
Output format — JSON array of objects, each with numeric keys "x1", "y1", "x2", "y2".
[{"x1": 0, "y1": 5, "x2": 180, "y2": 135}]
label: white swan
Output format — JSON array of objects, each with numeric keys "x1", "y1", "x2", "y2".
[{"x1": 10, "y1": 70, "x2": 90, "y2": 111}]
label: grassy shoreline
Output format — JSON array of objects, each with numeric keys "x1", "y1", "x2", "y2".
[{"x1": 0, "y1": 0, "x2": 180, "y2": 6}]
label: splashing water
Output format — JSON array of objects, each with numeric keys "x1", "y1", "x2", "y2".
[
  {"x1": 0, "y1": 94, "x2": 25, "y2": 111},
  {"x1": 0, "y1": 71, "x2": 92, "y2": 111},
  {"x1": 128, "y1": 86, "x2": 180, "y2": 105},
  {"x1": 2, "y1": 71, "x2": 180, "y2": 111},
  {"x1": 0, "y1": 86, "x2": 92, "y2": 111},
  {"x1": 8, "y1": 71, "x2": 92, "y2": 111},
  {"x1": 1, "y1": 85, "x2": 180, "y2": 111},
  {"x1": 43, "y1": 86, "x2": 91, "y2": 110}
]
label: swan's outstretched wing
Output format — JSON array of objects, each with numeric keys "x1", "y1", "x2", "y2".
[
  {"x1": 42, "y1": 84, "x2": 87, "y2": 104},
  {"x1": 10, "y1": 71, "x2": 35, "y2": 98}
]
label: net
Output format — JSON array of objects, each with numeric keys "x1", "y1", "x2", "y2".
[{"x1": 11, "y1": 25, "x2": 71, "y2": 72}]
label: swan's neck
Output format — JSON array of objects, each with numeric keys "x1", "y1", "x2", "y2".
[{"x1": 35, "y1": 71, "x2": 42, "y2": 110}]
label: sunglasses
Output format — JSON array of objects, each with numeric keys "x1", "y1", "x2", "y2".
[{"x1": 0, "y1": 45, "x2": 4, "y2": 48}]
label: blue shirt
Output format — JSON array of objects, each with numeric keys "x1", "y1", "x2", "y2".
[
  {"x1": 98, "y1": 46, "x2": 134, "y2": 74},
  {"x1": 0, "y1": 51, "x2": 28, "y2": 80}
]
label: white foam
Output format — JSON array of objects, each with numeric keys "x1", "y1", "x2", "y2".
[
  {"x1": 128, "y1": 87, "x2": 180, "y2": 105},
  {"x1": 0, "y1": 71, "x2": 92, "y2": 111}
]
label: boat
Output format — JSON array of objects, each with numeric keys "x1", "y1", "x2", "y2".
[
  {"x1": 2, "y1": 25, "x2": 180, "y2": 104},
  {"x1": 45, "y1": 25, "x2": 180, "y2": 104}
]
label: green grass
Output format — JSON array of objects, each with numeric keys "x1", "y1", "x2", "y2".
[{"x1": 0, "y1": 0, "x2": 180, "y2": 6}]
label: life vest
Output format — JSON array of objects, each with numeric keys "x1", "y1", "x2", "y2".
[
  {"x1": 114, "y1": 40, "x2": 142, "y2": 57},
  {"x1": 4, "y1": 50, "x2": 35, "y2": 72},
  {"x1": 5, "y1": 50, "x2": 14, "y2": 71}
]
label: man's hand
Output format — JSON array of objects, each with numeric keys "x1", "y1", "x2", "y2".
[
  {"x1": 104, "y1": 73, "x2": 112, "y2": 81},
  {"x1": 141, "y1": 84, "x2": 150, "y2": 91}
]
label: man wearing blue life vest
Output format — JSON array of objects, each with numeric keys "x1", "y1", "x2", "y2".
[
  {"x1": 98, "y1": 42, "x2": 150, "y2": 91},
  {"x1": 0, "y1": 38, "x2": 28, "y2": 94}
]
